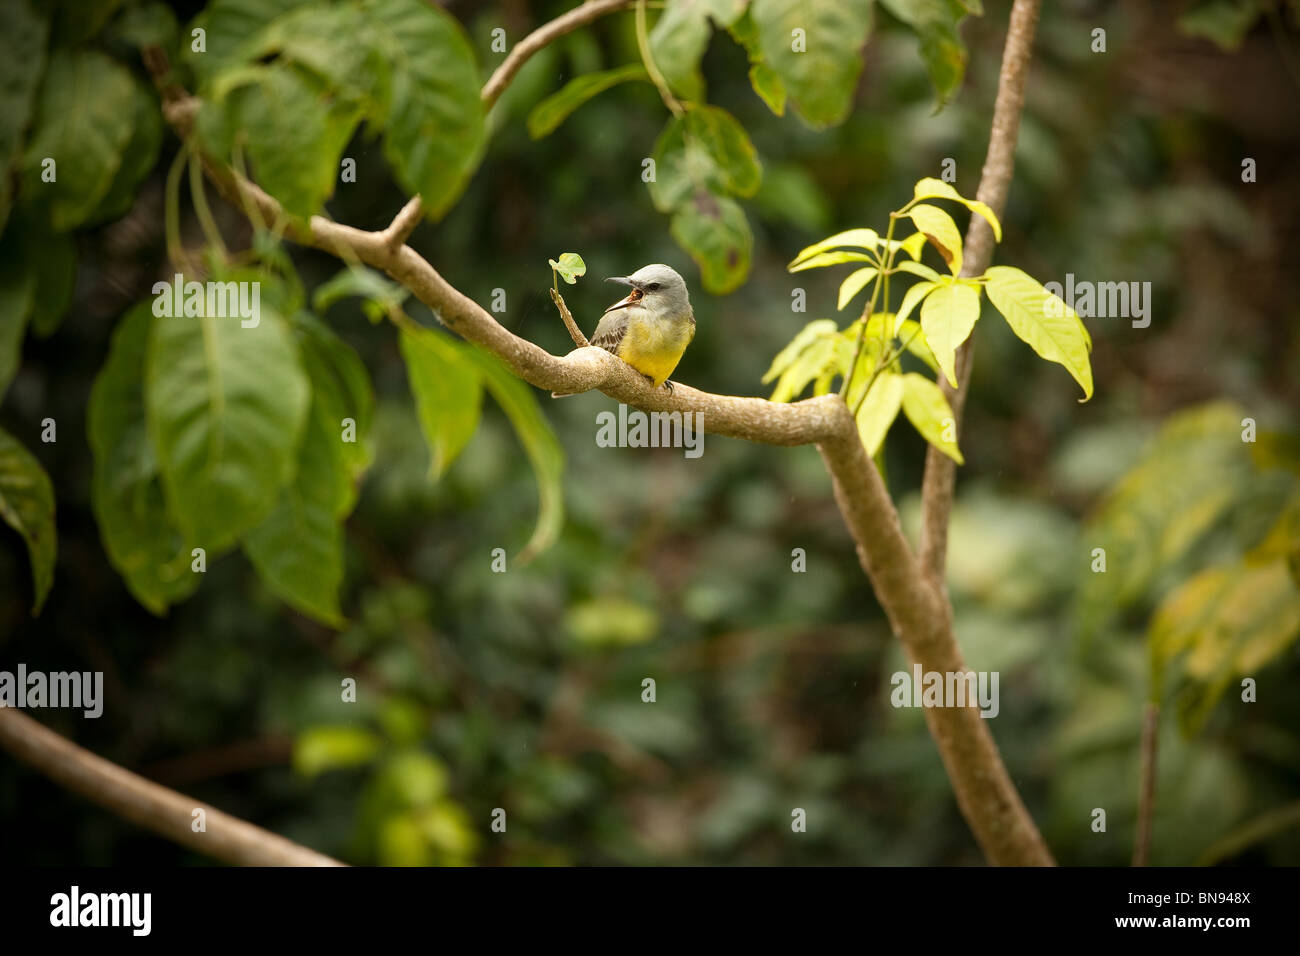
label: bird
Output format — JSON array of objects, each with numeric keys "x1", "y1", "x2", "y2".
[{"x1": 589, "y1": 264, "x2": 695, "y2": 390}]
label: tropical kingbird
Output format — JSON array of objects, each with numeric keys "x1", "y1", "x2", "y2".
[{"x1": 590, "y1": 264, "x2": 695, "y2": 389}]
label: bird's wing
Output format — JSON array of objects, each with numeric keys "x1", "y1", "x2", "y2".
[{"x1": 589, "y1": 312, "x2": 628, "y2": 354}]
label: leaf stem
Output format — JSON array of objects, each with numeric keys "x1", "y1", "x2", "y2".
[{"x1": 635, "y1": 0, "x2": 684, "y2": 118}]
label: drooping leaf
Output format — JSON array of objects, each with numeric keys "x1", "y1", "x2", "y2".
[
  {"x1": 463, "y1": 347, "x2": 565, "y2": 564},
  {"x1": 647, "y1": 108, "x2": 761, "y2": 212},
  {"x1": 911, "y1": 176, "x2": 1001, "y2": 240},
  {"x1": 894, "y1": 279, "x2": 938, "y2": 327},
  {"x1": 855, "y1": 371, "x2": 905, "y2": 455},
  {"x1": 314, "y1": 265, "x2": 410, "y2": 323},
  {"x1": 0, "y1": 249, "x2": 35, "y2": 398},
  {"x1": 184, "y1": 0, "x2": 315, "y2": 84},
  {"x1": 0, "y1": 0, "x2": 47, "y2": 234},
  {"x1": 211, "y1": 62, "x2": 362, "y2": 219},
  {"x1": 728, "y1": 7, "x2": 787, "y2": 115},
  {"x1": 984, "y1": 265, "x2": 1093, "y2": 400},
  {"x1": 751, "y1": 0, "x2": 874, "y2": 129},
  {"x1": 364, "y1": 0, "x2": 485, "y2": 218},
  {"x1": 900, "y1": 371, "x2": 963, "y2": 463},
  {"x1": 243, "y1": 391, "x2": 349, "y2": 627},
  {"x1": 670, "y1": 191, "x2": 752, "y2": 294},
  {"x1": 528, "y1": 65, "x2": 648, "y2": 139},
  {"x1": 86, "y1": 76, "x2": 163, "y2": 228},
  {"x1": 0, "y1": 425, "x2": 55, "y2": 614},
  {"x1": 20, "y1": 49, "x2": 138, "y2": 231},
  {"x1": 907, "y1": 203, "x2": 963, "y2": 275},
  {"x1": 88, "y1": 304, "x2": 198, "y2": 615},
  {"x1": 919, "y1": 281, "x2": 980, "y2": 386},
  {"x1": 145, "y1": 276, "x2": 311, "y2": 554},
  {"x1": 649, "y1": 0, "x2": 745, "y2": 101},
  {"x1": 762, "y1": 318, "x2": 839, "y2": 384},
  {"x1": 880, "y1": 0, "x2": 977, "y2": 110},
  {"x1": 838, "y1": 267, "x2": 879, "y2": 310},
  {"x1": 293, "y1": 312, "x2": 374, "y2": 500},
  {"x1": 399, "y1": 323, "x2": 483, "y2": 480}
]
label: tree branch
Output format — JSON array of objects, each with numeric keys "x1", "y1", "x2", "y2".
[
  {"x1": 0, "y1": 708, "x2": 343, "y2": 866},
  {"x1": 481, "y1": 0, "x2": 636, "y2": 108},
  {"x1": 551, "y1": 288, "x2": 591, "y2": 347},
  {"x1": 917, "y1": 0, "x2": 1043, "y2": 584},
  {"x1": 148, "y1": 24, "x2": 1055, "y2": 862}
]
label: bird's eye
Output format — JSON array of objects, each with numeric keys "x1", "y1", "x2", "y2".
[{"x1": 645, "y1": 282, "x2": 660, "y2": 291}]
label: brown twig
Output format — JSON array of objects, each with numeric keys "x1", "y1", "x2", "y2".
[
  {"x1": 917, "y1": 0, "x2": 1044, "y2": 585},
  {"x1": 481, "y1": 0, "x2": 636, "y2": 108},
  {"x1": 0, "y1": 708, "x2": 343, "y2": 866},
  {"x1": 1134, "y1": 702, "x2": 1160, "y2": 866},
  {"x1": 551, "y1": 288, "x2": 590, "y2": 347}
]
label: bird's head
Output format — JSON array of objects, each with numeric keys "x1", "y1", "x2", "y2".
[{"x1": 603, "y1": 264, "x2": 691, "y2": 320}]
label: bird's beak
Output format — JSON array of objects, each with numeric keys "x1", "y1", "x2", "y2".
[{"x1": 603, "y1": 276, "x2": 639, "y2": 313}]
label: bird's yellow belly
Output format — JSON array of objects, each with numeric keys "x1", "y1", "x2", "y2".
[{"x1": 618, "y1": 321, "x2": 692, "y2": 387}]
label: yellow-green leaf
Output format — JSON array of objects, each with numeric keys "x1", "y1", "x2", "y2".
[
  {"x1": 788, "y1": 228, "x2": 880, "y2": 269},
  {"x1": 912, "y1": 177, "x2": 1002, "y2": 241},
  {"x1": 907, "y1": 204, "x2": 963, "y2": 275},
  {"x1": 900, "y1": 372, "x2": 963, "y2": 464},
  {"x1": 855, "y1": 372, "x2": 904, "y2": 455},
  {"x1": 919, "y1": 282, "x2": 981, "y2": 387},
  {"x1": 837, "y1": 267, "x2": 879, "y2": 310},
  {"x1": 984, "y1": 265, "x2": 1093, "y2": 400},
  {"x1": 789, "y1": 250, "x2": 876, "y2": 273}
]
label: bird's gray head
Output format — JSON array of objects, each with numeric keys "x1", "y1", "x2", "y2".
[{"x1": 604, "y1": 263, "x2": 692, "y2": 320}]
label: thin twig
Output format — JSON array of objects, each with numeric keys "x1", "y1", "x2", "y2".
[
  {"x1": 551, "y1": 288, "x2": 590, "y2": 347},
  {"x1": 481, "y1": 0, "x2": 636, "y2": 107},
  {"x1": 0, "y1": 708, "x2": 343, "y2": 866},
  {"x1": 1134, "y1": 702, "x2": 1160, "y2": 866}
]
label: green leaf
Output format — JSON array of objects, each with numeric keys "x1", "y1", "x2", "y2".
[
  {"x1": 984, "y1": 265, "x2": 1093, "y2": 400},
  {"x1": 789, "y1": 250, "x2": 876, "y2": 273},
  {"x1": 89, "y1": 304, "x2": 198, "y2": 615},
  {"x1": 243, "y1": 392, "x2": 349, "y2": 627},
  {"x1": 892, "y1": 258, "x2": 943, "y2": 283},
  {"x1": 314, "y1": 266, "x2": 410, "y2": 322},
  {"x1": 0, "y1": 0, "x2": 47, "y2": 234},
  {"x1": 911, "y1": 176, "x2": 1001, "y2": 240},
  {"x1": 0, "y1": 425, "x2": 55, "y2": 614},
  {"x1": 788, "y1": 228, "x2": 881, "y2": 269},
  {"x1": 907, "y1": 203, "x2": 963, "y2": 275},
  {"x1": 1177, "y1": 0, "x2": 1263, "y2": 52},
  {"x1": 685, "y1": 105, "x2": 761, "y2": 198},
  {"x1": 294, "y1": 725, "x2": 385, "y2": 777},
  {"x1": 549, "y1": 252, "x2": 587, "y2": 285},
  {"x1": 528, "y1": 64, "x2": 648, "y2": 139},
  {"x1": 20, "y1": 49, "x2": 138, "y2": 231},
  {"x1": 647, "y1": 108, "x2": 761, "y2": 212},
  {"x1": 880, "y1": 0, "x2": 975, "y2": 110},
  {"x1": 748, "y1": 63, "x2": 787, "y2": 115},
  {"x1": 895, "y1": 279, "x2": 938, "y2": 327},
  {"x1": 211, "y1": 62, "x2": 361, "y2": 219},
  {"x1": 293, "y1": 312, "x2": 374, "y2": 501},
  {"x1": 364, "y1": 0, "x2": 485, "y2": 219},
  {"x1": 900, "y1": 231, "x2": 928, "y2": 261},
  {"x1": 111, "y1": 1, "x2": 180, "y2": 50},
  {"x1": 649, "y1": 0, "x2": 745, "y2": 101},
  {"x1": 751, "y1": 0, "x2": 874, "y2": 128},
  {"x1": 463, "y1": 348, "x2": 565, "y2": 564},
  {"x1": 184, "y1": 0, "x2": 315, "y2": 84},
  {"x1": 0, "y1": 248, "x2": 36, "y2": 398},
  {"x1": 838, "y1": 267, "x2": 879, "y2": 310},
  {"x1": 670, "y1": 192, "x2": 752, "y2": 294},
  {"x1": 855, "y1": 371, "x2": 905, "y2": 455},
  {"x1": 145, "y1": 276, "x2": 311, "y2": 554},
  {"x1": 762, "y1": 318, "x2": 839, "y2": 383},
  {"x1": 399, "y1": 323, "x2": 483, "y2": 480},
  {"x1": 901, "y1": 372, "x2": 963, "y2": 464},
  {"x1": 768, "y1": 329, "x2": 838, "y2": 402},
  {"x1": 919, "y1": 281, "x2": 980, "y2": 386},
  {"x1": 84, "y1": 76, "x2": 163, "y2": 227},
  {"x1": 566, "y1": 596, "x2": 660, "y2": 648}
]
